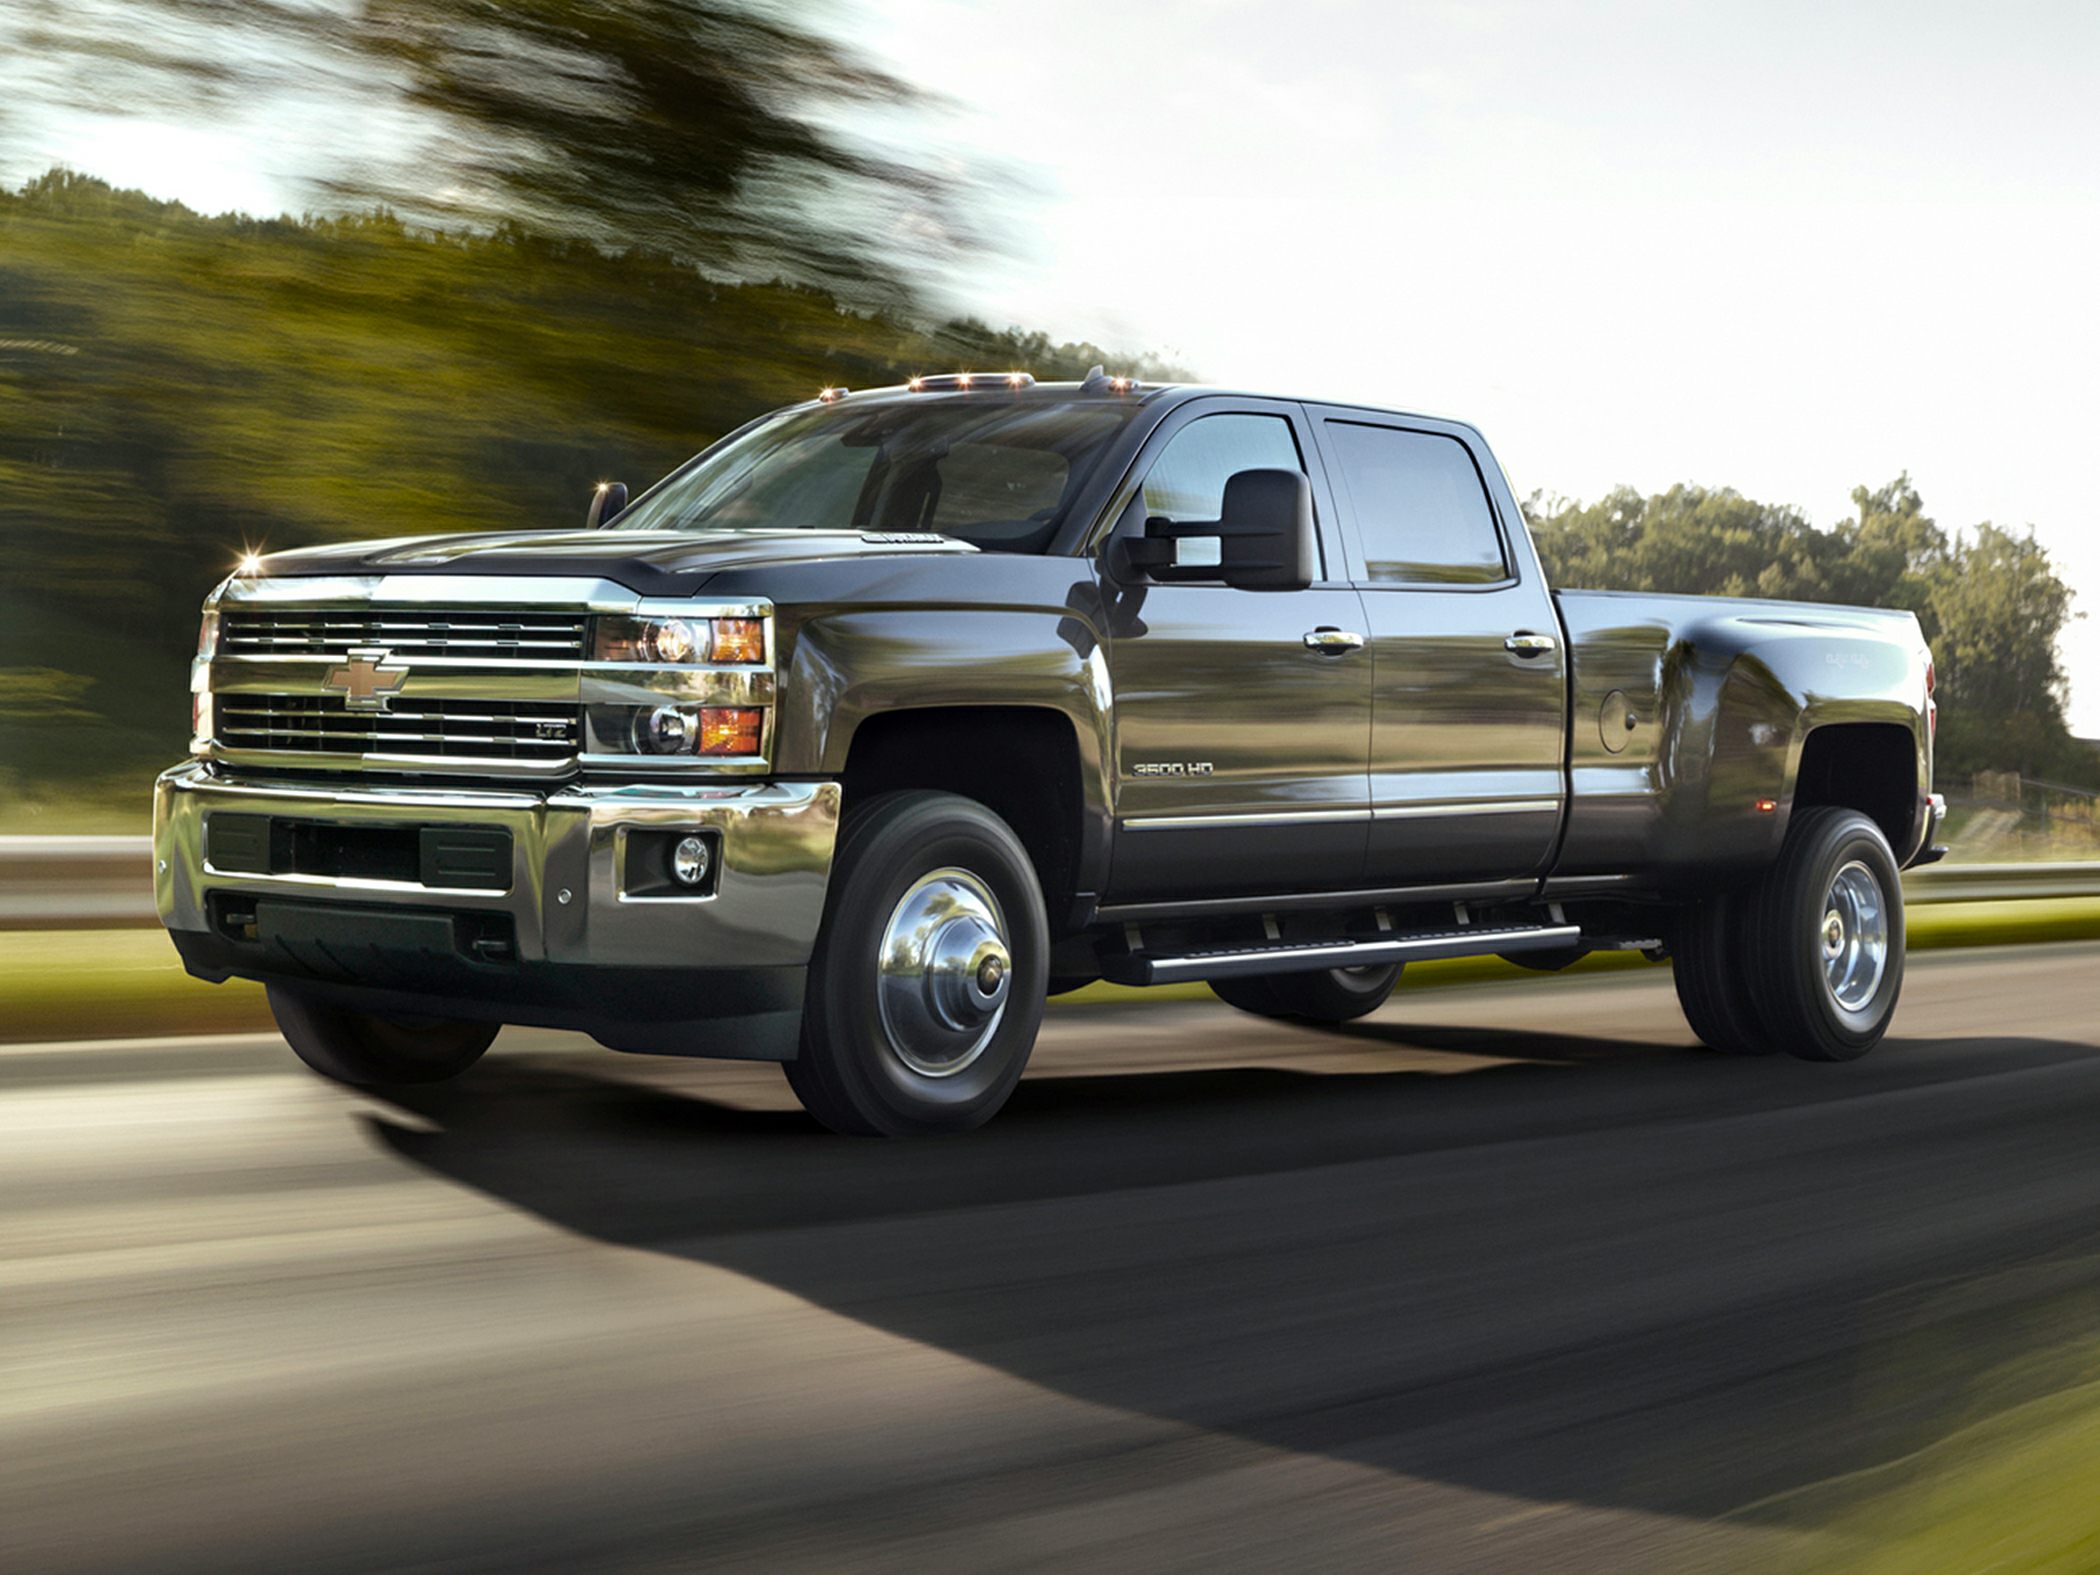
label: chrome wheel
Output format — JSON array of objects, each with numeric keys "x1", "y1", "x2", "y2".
[
  {"x1": 1819, "y1": 858, "x2": 1889, "y2": 1013},
  {"x1": 876, "y1": 867, "x2": 1012, "y2": 1078}
]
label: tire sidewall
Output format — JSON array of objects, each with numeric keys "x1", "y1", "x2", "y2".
[
  {"x1": 806, "y1": 795, "x2": 1048, "y2": 1134},
  {"x1": 1769, "y1": 810, "x2": 1904, "y2": 1055}
]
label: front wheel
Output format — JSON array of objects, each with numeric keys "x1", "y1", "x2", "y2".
[
  {"x1": 786, "y1": 791, "x2": 1049, "y2": 1136},
  {"x1": 1211, "y1": 964, "x2": 1402, "y2": 1025},
  {"x1": 267, "y1": 987, "x2": 497, "y2": 1085},
  {"x1": 1747, "y1": 807, "x2": 1905, "y2": 1061}
]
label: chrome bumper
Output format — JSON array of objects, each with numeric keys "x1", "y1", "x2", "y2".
[{"x1": 152, "y1": 762, "x2": 840, "y2": 971}]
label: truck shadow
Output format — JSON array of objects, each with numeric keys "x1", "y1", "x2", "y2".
[{"x1": 360, "y1": 1022, "x2": 2100, "y2": 1528}]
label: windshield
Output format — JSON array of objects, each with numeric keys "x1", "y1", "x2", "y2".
[{"x1": 610, "y1": 398, "x2": 1135, "y2": 552}]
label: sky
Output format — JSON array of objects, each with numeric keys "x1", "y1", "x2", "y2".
[
  {"x1": 858, "y1": 0, "x2": 2100, "y2": 733},
  {"x1": 7, "y1": 0, "x2": 2097, "y2": 731}
]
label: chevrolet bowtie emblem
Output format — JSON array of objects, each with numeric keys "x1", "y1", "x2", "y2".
[{"x1": 323, "y1": 647, "x2": 410, "y2": 712}]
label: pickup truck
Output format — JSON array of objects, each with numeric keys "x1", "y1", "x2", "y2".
[{"x1": 154, "y1": 370, "x2": 1945, "y2": 1135}]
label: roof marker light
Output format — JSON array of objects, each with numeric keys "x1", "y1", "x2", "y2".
[
  {"x1": 818, "y1": 386, "x2": 846, "y2": 402},
  {"x1": 906, "y1": 371, "x2": 1032, "y2": 393}
]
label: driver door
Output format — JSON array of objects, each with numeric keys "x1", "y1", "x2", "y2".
[{"x1": 1099, "y1": 399, "x2": 1372, "y2": 904}]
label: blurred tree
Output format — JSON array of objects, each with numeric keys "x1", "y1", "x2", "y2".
[
  {"x1": 2, "y1": 0, "x2": 987, "y2": 293},
  {"x1": 1528, "y1": 477, "x2": 2091, "y2": 786},
  {"x1": 0, "y1": 172, "x2": 1180, "y2": 822}
]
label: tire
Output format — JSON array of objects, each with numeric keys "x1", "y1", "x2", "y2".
[
  {"x1": 1671, "y1": 888, "x2": 1778, "y2": 1055},
  {"x1": 1210, "y1": 963, "x2": 1402, "y2": 1025},
  {"x1": 267, "y1": 986, "x2": 497, "y2": 1086},
  {"x1": 1745, "y1": 807, "x2": 1905, "y2": 1062},
  {"x1": 786, "y1": 791, "x2": 1049, "y2": 1136}
]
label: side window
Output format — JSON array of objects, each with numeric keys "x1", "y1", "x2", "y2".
[
  {"x1": 1138, "y1": 413, "x2": 1305, "y2": 571},
  {"x1": 1326, "y1": 422, "x2": 1507, "y2": 586}
]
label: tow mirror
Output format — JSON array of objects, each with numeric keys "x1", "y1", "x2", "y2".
[
  {"x1": 1114, "y1": 468, "x2": 1318, "y2": 590},
  {"x1": 1215, "y1": 469, "x2": 1317, "y2": 590},
  {"x1": 585, "y1": 481, "x2": 628, "y2": 529}
]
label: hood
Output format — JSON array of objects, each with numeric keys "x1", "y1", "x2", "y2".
[{"x1": 252, "y1": 528, "x2": 977, "y2": 597}]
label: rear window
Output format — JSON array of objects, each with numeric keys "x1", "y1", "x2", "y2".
[{"x1": 1326, "y1": 422, "x2": 1507, "y2": 585}]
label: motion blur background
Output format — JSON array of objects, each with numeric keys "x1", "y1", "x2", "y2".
[{"x1": 8, "y1": 7, "x2": 2100, "y2": 1572}]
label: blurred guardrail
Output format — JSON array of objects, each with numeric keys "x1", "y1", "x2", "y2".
[
  {"x1": 4, "y1": 836, "x2": 2099, "y2": 933},
  {"x1": 0, "y1": 837, "x2": 161, "y2": 930}
]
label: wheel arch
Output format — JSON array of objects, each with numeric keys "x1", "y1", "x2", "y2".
[
  {"x1": 1786, "y1": 719, "x2": 1924, "y2": 858},
  {"x1": 834, "y1": 704, "x2": 1100, "y2": 933}
]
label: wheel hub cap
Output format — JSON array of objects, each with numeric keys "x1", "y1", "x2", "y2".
[
  {"x1": 877, "y1": 868, "x2": 1010, "y2": 1077},
  {"x1": 1819, "y1": 859, "x2": 1889, "y2": 1013}
]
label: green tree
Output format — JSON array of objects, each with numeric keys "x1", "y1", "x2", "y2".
[
  {"x1": 1923, "y1": 524, "x2": 2081, "y2": 780},
  {"x1": 2, "y1": 0, "x2": 980, "y2": 291}
]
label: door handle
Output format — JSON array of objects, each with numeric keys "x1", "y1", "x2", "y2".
[
  {"x1": 1304, "y1": 628, "x2": 1366, "y2": 654},
  {"x1": 1504, "y1": 631, "x2": 1557, "y2": 658}
]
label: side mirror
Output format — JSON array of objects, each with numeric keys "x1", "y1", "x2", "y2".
[
  {"x1": 1216, "y1": 469, "x2": 1317, "y2": 590},
  {"x1": 585, "y1": 481, "x2": 628, "y2": 529},
  {"x1": 1112, "y1": 468, "x2": 1319, "y2": 590}
]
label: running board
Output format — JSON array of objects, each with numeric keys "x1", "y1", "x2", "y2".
[{"x1": 1100, "y1": 923, "x2": 1585, "y2": 987}]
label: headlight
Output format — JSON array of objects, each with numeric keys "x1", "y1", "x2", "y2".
[
  {"x1": 593, "y1": 616, "x2": 765, "y2": 665},
  {"x1": 589, "y1": 705, "x2": 765, "y2": 759},
  {"x1": 631, "y1": 704, "x2": 696, "y2": 755}
]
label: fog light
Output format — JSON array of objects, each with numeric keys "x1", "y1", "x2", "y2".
[{"x1": 671, "y1": 835, "x2": 711, "y2": 887}]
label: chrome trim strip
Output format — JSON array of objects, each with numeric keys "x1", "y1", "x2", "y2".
[
  {"x1": 1120, "y1": 808, "x2": 1370, "y2": 831},
  {"x1": 1131, "y1": 923, "x2": 1584, "y2": 984},
  {"x1": 209, "y1": 746, "x2": 578, "y2": 777},
  {"x1": 1120, "y1": 798, "x2": 1562, "y2": 832},
  {"x1": 197, "y1": 866, "x2": 514, "y2": 899},
  {"x1": 577, "y1": 751, "x2": 768, "y2": 776},
  {"x1": 1372, "y1": 797, "x2": 1561, "y2": 820}
]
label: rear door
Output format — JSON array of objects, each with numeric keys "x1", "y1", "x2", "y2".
[
  {"x1": 1311, "y1": 410, "x2": 1566, "y2": 888},
  {"x1": 1098, "y1": 399, "x2": 1372, "y2": 903}
]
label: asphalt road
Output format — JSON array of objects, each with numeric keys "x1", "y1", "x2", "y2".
[{"x1": 6, "y1": 944, "x2": 2100, "y2": 1573}]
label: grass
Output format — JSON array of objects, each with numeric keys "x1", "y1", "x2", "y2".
[
  {"x1": 1730, "y1": 1287, "x2": 2100, "y2": 1574},
  {"x1": 0, "y1": 929, "x2": 272, "y2": 1043},
  {"x1": 4, "y1": 898, "x2": 2098, "y2": 1046}
]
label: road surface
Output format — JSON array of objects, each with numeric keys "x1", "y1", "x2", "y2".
[{"x1": 6, "y1": 944, "x2": 2100, "y2": 1571}]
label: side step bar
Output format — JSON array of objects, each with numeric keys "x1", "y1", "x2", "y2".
[{"x1": 1100, "y1": 923, "x2": 1585, "y2": 987}]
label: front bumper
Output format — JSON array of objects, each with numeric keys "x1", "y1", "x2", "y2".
[{"x1": 153, "y1": 762, "x2": 841, "y2": 1058}]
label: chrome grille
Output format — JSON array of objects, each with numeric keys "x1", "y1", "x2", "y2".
[
  {"x1": 221, "y1": 610, "x2": 589, "y2": 660},
  {"x1": 217, "y1": 695, "x2": 581, "y2": 761}
]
